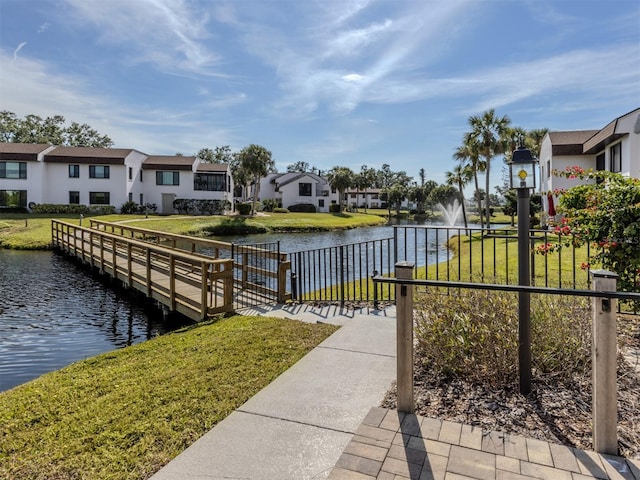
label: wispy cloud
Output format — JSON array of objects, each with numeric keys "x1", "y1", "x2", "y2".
[
  {"x1": 13, "y1": 42, "x2": 27, "y2": 60},
  {"x1": 37, "y1": 22, "x2": 50, "y2": 34},
  {"x1": 62, "y1": 0, "x2": 219, "y2": 75},
  {"x1": 0, "y1": 49, "x2": 239, "y2": 153}
]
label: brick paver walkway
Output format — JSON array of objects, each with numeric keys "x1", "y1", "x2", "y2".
[{"x1": 329, "y1": 407, "x2": 640, "y2": 480}]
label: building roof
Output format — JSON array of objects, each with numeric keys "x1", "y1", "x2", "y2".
[
  {"x1": 0, "y1": 142, "x2": 54, "y2": 161},
  {"x1": 196, "y1": 162, "x2": 229, "y2": 173},
  {"x1": 547, "y1": 130, "x2": 598, "y2": 155},
  {"x1": 271, "y1": 172, "x2": 328, "y2": 187},
  {"x1": 44, "y1": 146, "x2": 138, "y2": 164},
  {"x1": 142, "y1": 155, "x2": 196, "y2": 171}
]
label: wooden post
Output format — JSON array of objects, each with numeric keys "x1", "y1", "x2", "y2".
[
  {"x1": 590, "y1": 270, "x2": 618, "y2": 455},
  {"x1": 396, "y1": 261, "x2": 415, "y2": 413},
  {"x1": 201, "y1": 261, "x2": 208, "y2": 321},
  {"x1": 169, "y1": 254, "x2": 176, "y2": 311},
  {"x1": 146, "y1": 248, "x2": 152, "y2": 297},
  {"x1": 277, "y1": 255, "x2": 290, "y2": 303}
]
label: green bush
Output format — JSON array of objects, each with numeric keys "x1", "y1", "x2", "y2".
[
  {"x1": 120, "y1": 201, "x2": 138, "y2": 214},
  {"x1": 173, "y1": 199, "x2": 230, "y2": 215},
  {"x1": 288, "y1": 203, "x2": 316, "y2": 213},
  {"x1": 329, "y1": 204, "x2": 340, "y2": 213},
  {"x1": 31, "y1": 204, "x2": 90, "y2": 214},
  {"x1": 201, "y1": 222, "x2": 267, "y2": 235},
  {"x1": 262, "y1": 198, "x2": 281, "y2": 212},
  {"x1": 414, "y1": 288, "x2": 590, "y2": 386},
  {"x1": 235, "y1": 202, "x2": 252, "y2": 215},
  {"x1": 273, "y1": 207, "x2": 289, "y2": 213}
]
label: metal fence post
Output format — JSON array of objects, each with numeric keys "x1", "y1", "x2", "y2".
[
  {"x1": 590, "y1": 269, "x2": 618, "y2": 455},
  {"x1": 372, "y1": 270, "x2": 379, "y2": 309},
  {"x1": 396, "y1": 261, "x2": 415, "y2": 413},
  {"x1": 339, "y1": 245, "x2": 345, "y2": 307}
]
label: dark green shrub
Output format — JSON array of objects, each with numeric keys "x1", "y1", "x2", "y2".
[
  {"x1": 31, "y1": 204, "x2": 90, "y2": 214},
  {"x1": 201, "y1": 223, "x2": 267, "y2": 235},
  {"x1": 414, "y1": 288, "x2": 590, "y2": 386},
  {"x1": 120, "y1": 201, "x2": 138, "y2": 214},
  {"x1": 329, "y1": 204, "x2": 340, "y2": 213},
  {"x1": 235, "y1": 202, "x2": 252, "y2": 215},
  {"x1": 262, "y1": 199, "x2": 281, "y2": 212},
  {"x1": 288, "y1": 203, "x2": 316, "y2": 213},
  {"x1": 173, "y1": 199, "x2": 230, "y2": 215}
]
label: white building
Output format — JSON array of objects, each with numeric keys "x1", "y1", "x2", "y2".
[
  {"x1": 258, "y1": 172, "x2": 338, "y2": 212},
  {"x1": 539, "y1": 107, "x2": 640, "y2": 212},
  {"x1": 0, "y1": 143, "x2": 233, "y2": 214}
]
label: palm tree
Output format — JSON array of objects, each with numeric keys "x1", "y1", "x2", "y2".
[
  {"x1": 467, "y1": 109, "x2": 510, "y2": 228},
  {"x1": 445, "y1": 164, "x2": 472, "y2": 228},
  {"x1": 526, "y1": 128, "x2": 549, "y2": 158},
  {"x1": 326, "y1": 166, "x2": 353, "y2": 212},
  {"x1": 237, "y1": 144, "x2": 275, "y2": 215},
  {"x1": 454, "y1": 135, "x2": 485, "y2": 227}
]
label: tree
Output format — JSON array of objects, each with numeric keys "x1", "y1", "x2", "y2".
[
  {"x1": 445, "y1": 164, "x2": 472, "y2": 228},
  {"x1": 237, "y1": 144, "x2": 275, "y2": 215},
  {"x1": 0, "y1": 110, "x2": 113, "y2": 147},
  {"x1": 455, "y1": 134, "x2": 485, "y2": 226},
  {"x1": 197, "y1": 146, "x2": 234, "y2": 164},
  {"x1": 358, "y1": 165, "x2": 377, "y2": 213},
  {"x1": 326, "y1": 166, "x2": 353, "y2": 212},
  {"x1": 387, "y1": 183, "x2": 407, "y2": 216},
  {"x1": 466, "y1": 109, "x2": 510, "y2": 228},
  {"x1": 428, "y1": 184, "x2": 460, "y2": 207},
  {"x1": 286, "y1": 161, "x2": 311, "y2": 173}
]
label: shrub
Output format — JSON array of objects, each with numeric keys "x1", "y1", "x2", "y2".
[
  {"x1": 120, "y1": 201, "x2": 138, "y2": 214},
  {"x1": 201, "y1": 222, "x2": 267, "y2": 235},
  {"x1": 288, "y1": 203, "x2": 316, "y2": 213},
  {"x1": 273, "y1": 207, "x2": 289, "y2": 213},
  {"x1": 413, "y1": 288, "x2": 590, "y2": 386},
  {"x1": 262, "y1": 198, "x2": 281, "y2": 212},
  {"x1": 235, "y1": 202, "x2": 252, "y2": 215},
  {"x1": 31, "y1": 204, "x2": 90, "y2": 214},
  {"x1": 329, "y1": 204, "x2": 341, "y2": 213},
  {"x1": 173, "y1": 199, "x2": 230, "y2": 215}
]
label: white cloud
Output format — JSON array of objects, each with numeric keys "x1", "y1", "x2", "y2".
[
  {"x1": 13, "y1": 42, "x2": 27, "y2": 60},
  {"x1": 37, "y1": 22, "x2": 50, "y2": 33},
  {"x1": 61, "y1": 0, "x2": 219, "y2": 75},
  {"x1": 0, "y1": 49, "x2": 239, "y2": 154},
  {"x1": 342, "y1": 73, "x2": 364, "y2": 83}
]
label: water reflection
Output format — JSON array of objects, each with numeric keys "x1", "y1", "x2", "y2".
[{"x1": 0, "y1": 250, "x2": 185, "y2": 392}]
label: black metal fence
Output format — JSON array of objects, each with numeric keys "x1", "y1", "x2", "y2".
[
  {"x1": 288, "y1": 225, "x2": 622, "y2": 306},
  {"x1": 230, "y1": 241, "x2": 283, "y2": 309}
]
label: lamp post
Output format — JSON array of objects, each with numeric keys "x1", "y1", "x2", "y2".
[{"x1": 509, "y1": 145, "x2": 538, "y2": 395}]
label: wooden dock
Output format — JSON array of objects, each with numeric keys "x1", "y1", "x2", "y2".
[{"x1": 52, "y1": 220, "x2": 234, "y2": 321}]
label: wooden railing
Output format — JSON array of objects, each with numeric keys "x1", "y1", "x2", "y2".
[
  {"x1": 52, "y1": 220, "x2": 234, "y2": 321},
  {"x1": 89, "y1": 219, "x2": 291, "y2": 304}
]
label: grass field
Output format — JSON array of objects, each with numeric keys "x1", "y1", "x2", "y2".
[{"x1": 0, "y1": 315, "x2": 338, "y2": 480}]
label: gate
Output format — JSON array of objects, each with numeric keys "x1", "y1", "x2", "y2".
[{"x1": 231, "y1": 241, "x2": 291, "y2": 309}]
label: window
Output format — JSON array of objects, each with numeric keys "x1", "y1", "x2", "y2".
[
  {"x1": 299, "y1": 182, "x2": 312, "y2": 196},
  {"x1": 546, "y1": 160, "x2": 551, "y2": 178},
  {"x1": 610, "y1": 143, "x2": 621, "y2": 173},
  {"x1": 128, "y1": 192, "x2": 133, "y2": 202},
  {"x1": 0, "y1": 190, "x2": 27, "y2": 207},
  {"x1": 371, "y1": 194, "x2": 379, "y2": 200},
  {"x1": 318, "y1": 199, "x2": 325, "y2": 208},
  {"x1": 350, "y1": 194, "x2": 356, "y2": 198},
  {"x1": 69, "y1": 191, "x2": 80, "y2": 204},
  {"x1": 140, "y1": 170, "x2": 143, "y2": 182},
  {"x1": 0, "y1": 162, "x2": 27, "y2": 179},
  {"x1": 156, "y1": 171, "x2": 179, "y2": 185},
  {"x1": 139, "y1": 193, "x2": 144, "y2": 205},
  {"x1": 128, "y1": 167, "x2": 133, "y2": 180},
  {"x1": 69, "y1": 165, "x2": 80, "y2": 178},
  {"x1": 596, "y1": 153, "x2": 605, "y2": 171},
  {"x1": 194, "y1": 173, "x2": 225, "y2": 191},
  {"x1": 89, "y1": 165, "x2": 110, "y2": 178},
  {"x1": 89, "y1": 192, "x2": 110, "y2": 204}
]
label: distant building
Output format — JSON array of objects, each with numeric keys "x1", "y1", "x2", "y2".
[
  {"x1": 0, "y1": 143, "x2": 233, "y2": 214},
  {"x1": 257, "y1": 172, "x2": 339, "y2": 212}
]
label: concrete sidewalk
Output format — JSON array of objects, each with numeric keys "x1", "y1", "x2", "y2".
[
  {"x1": 151, "y1": 304, "x2": 398, "y2": 480},
  {"x1": 151, "y1": 303, "x2": 639, "y2": 480}
]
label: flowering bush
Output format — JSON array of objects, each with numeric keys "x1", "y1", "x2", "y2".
[{"x1": 551, "y1": 169, "x2": 640, "y2": 293}]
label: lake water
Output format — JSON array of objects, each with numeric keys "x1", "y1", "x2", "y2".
[
  {"x1": 0, "y1": 250, "x2": 185, "y2": 392},
  {"x1": 0, "y1": 220, "x2": 478, "y2": 392}
]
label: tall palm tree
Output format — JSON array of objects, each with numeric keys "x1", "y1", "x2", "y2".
[
  {"x1": 327, "y1": 166, "x2": 354, "y2": 212},
  {"x1": 454, "y1": 135, "x2": 485, "y2": 227},
  {"x1": 238, "y1": 144, "x2": 275, "y2": 215},
  {"x1": 526, "y1": 128, "x2": 549, "y2": 158},
  {"x1": 445, "y1": 164, "x2": 472, "y2": 228},
  {"x1": 467, "y1": 109, "x2": 510, "y2": 228}
]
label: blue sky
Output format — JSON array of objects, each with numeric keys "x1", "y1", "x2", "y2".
[{"x1": 1, "y1": 0, "x2": 638, "y2": 191}]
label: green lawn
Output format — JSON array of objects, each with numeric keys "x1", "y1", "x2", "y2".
[
  {"x1": 0, "y1": 315, "x2": 338, "y2": 480},
  {"x1": 0, "y1": 212, "x2": 387, "y2": 250}
]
